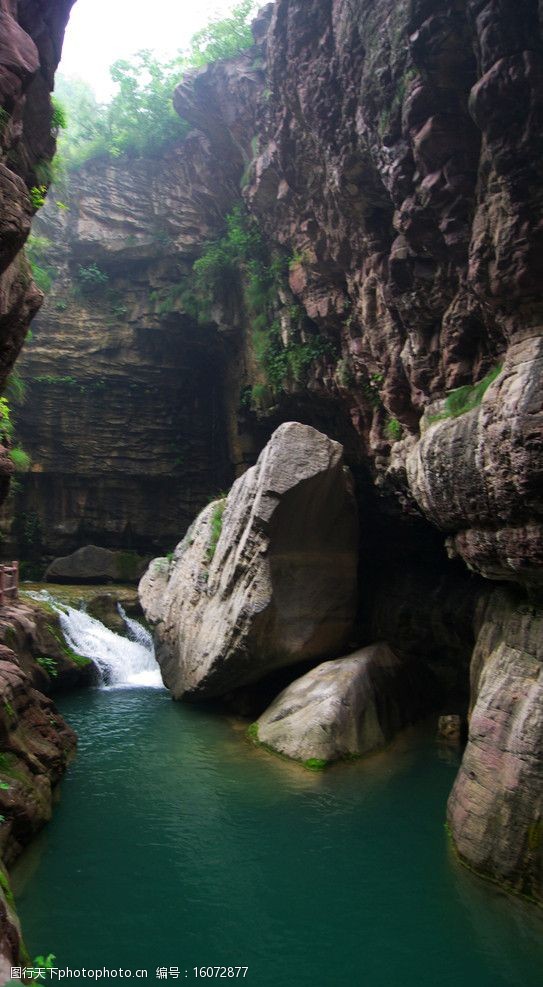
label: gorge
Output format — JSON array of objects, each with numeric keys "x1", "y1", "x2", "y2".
[{"x1": 0, "y1": 0, "x2": 542, "y2": 982}]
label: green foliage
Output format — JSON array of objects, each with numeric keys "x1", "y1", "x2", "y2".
[
  {"x1": 112, "y1": 300, "x2": 128, "y2": 318},
  {"x1": 443, "y1": 365, "x2": 502, "y2": 418},
  {"x1": 4, "y1": 372, "x2": 26, "y2": 405},
  {"x1": 247, "y1": 722, "x2": 259, "y2": 742},
  {"x1": 29, "y1": 185, "x2": 47, "y2": 209},
  {"x1": 9, "y1": 447, "x2": 31, "y2": 472},
  {"x1": 33, "y1": 954, "x2": 57, "y2": 981},
  {"x1": 76, "y1": 263, "x2": 109, "y2": 293},
  {"x1": 206, "y1": 499, "x2": 227, "y2": 563},
  {"x1": 0, "y1": 781, "x2": 10, "y2": 790},
  {"x1": 31, "y1": 265, "x2": 53, "y2": 293},
  {"x1": 385, "y1": 418, "x2": 403, "y2": 442},
  {"x1": 429, "y1": 365, "x2": 503, "y2": 423},
  {"x1": 51, "y1": 96, "x2": 67, "y2": 130},
  {"x1": 0, "y1": 869, "x2": 15, "y2": 903},
  {"x1": 0, "y1": 397, "x2": 14, "y2": 440},
  {"x1": 36, "y1": 656, "x2": 59, "y2": 679},
  {"x1": 54, "y1": 4, "x2": 258, "y2": 172},
  {"x1": 192, "y1": 205, "x2": 335, "y2": 399},
  {"x1": 186, "y1": 0, "x2": 258, "y2": 67},
  {"x1": 54, "y1": 53, "x2": 189, "y2": 170},
  {"x1": 46, "y1": 623, "x2": 90, "y2": 668},
  {"x1": 303, "y1": 758, "x2": 328, "y2": 771},
  {"x1": 3, "y1": 700, "x2": 14, "y2": 720},
  {"x1": 35, "y1": 375, "x2": 77, "y2": 386},
  {"x1": 26, "y1": 233, "x2": 55, "y2": 294}
]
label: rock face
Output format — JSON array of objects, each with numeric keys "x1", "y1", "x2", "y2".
[
  {"x1": 140, "y1": 422, "x2": 358, "y2": 699},
  {"x1": 0, "y1": 634, "x2": 77, "y2": 973},
  {"x1": 0, "y1": 643, "x2": 77, "y2": 864},
  {"x1": 447, "y1": 589, "x2": 543, "y2": 904},
  {"x1": 45, "y1": 544, "x2": 148, "y2": 584},
  {"x1": 0, "y1": 595, "x2": 93, "y2": 692},
  {"x1": 4, "y1": 146, "x2": 236, "y2": 559},
  {"x1": 0, "y1": 0, "x2": 74, "y2": 509},
  {"x1": 254, "y1": 643, "x2": 435, "y2": 763}
]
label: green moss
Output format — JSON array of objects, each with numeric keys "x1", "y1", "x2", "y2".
[
  {"x1": 29, "y1": 185, "x2": 47, "y2": 210},
  {"x1": 3, "y1": 700, "x2": 15, "y2": 720},
  {"x1": 385, "y1": 417, "x2": 403, "y2": 442},
  {"x1": 303, "y1": 758, "x2": 329, "y2": 772},
  {"x1": 36, "y1": 656, "x2": 59, "y2": 678},
  {"x1": 206, "y1": 499, "x2": 227, "y2": 563},
  {"x1": 247, "y1": 722, "x2": 259, "y2": 742},
  {"x1": 0, "y1": 868, "x2": 15, "y2": 908},
  {"x1": 9, "y1": 446, "x2": 31, "y2": 472},
  {"x1": 46, "y1": 623, "x2": 90, "y2": 668},
  {"x1": 429, "y1": 365, "x2": 503, "y2": 423}
]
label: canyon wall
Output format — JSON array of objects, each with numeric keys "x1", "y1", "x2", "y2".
[
  {"x1": 6, "y1": 150, "x2": 237, "y2": 559},
  {"x1": 165, "y1": 0, "x2": 541, "y2": 903},
  {"x1": 0, "y1": 0, "x2": 78, "y2": 971},
  {"x1": 0, "y1": 0, "x2": 75, "y2": 498}
]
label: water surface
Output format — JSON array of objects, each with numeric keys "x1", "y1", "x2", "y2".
[{"x1": 13, "y1": 688, "x2": 543, "y2": 986}]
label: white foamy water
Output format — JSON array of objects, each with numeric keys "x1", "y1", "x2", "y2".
[{"x1": 26, "y1": 590, "x2": 163, "y2": 689}]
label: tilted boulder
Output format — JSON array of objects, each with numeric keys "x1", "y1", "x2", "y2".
[
  {"x1": 254, "y1": 643, "x2": 436, "y2": 763},
  {"x1": 139, "y1": 422, "x2": 358, "y2": 699}
]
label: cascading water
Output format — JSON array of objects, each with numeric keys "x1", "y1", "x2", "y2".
[
  {"x1": 26, "y1": 590, "x2": 163, "y2": 689},
  {"x1": 59, "y1": 605, "x2": 163, "y2": 688}
]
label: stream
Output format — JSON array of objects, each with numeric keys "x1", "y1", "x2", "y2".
[{"x1": 11, "y1": 598, "x2": 543, "y2": 986}]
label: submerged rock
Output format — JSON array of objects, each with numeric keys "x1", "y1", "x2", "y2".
[
  {"x1": 140, "y1": 422, "x2": 358, "y2": 699},
  {"x1": 45, "y1": 545, "x2": 148, "y2": 584},
  {"x1": 254, "y1": 643, "x2": 436, "y2": 764},
  {"x1": 447, "y1": 589, "x2": 543, "y2": 905},
  {"x1": 437, "y1": 715, "x2": 463, "y2": 746}
]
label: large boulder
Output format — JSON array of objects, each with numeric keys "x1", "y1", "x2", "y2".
[
  {"x1": 45, "y1": 545, "x2": 148, "y2": 584},
  {"x1": 140, "y1": 422, "x2": 358, "y2": 699},
  {"x1": 253, "y1": 643, "x2": 436, "y2": 764},
  {"x1": 447, "y1": 588, "x2": 543, "y2": 904}
]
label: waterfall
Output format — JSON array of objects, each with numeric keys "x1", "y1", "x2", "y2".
[{"x1": 26, "y1": 590, "x2": 163, "y2": 689}]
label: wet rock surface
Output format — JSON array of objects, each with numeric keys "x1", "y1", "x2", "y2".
[
  {"x1": 140, "y1": 422, "x2": 358, "y2": 699},
  {"x1": 254, "y1": 643, "x2": 437, "y2": 764},
  {"x1": 447, "y1": 588, "x2": 543, "y2": 905}
]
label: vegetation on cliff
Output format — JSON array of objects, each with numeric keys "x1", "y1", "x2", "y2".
[
  {"x1": 53, "y1": 1, "x2": 260, "y2": 171},
  {"x1": 186, "y1": 204, "x2": 336, "y2": 406}
]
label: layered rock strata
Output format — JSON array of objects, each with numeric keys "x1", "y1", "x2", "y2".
[
  {"x1": 0, "y1": 627, "x2": 77, "y2": 973},
  {"x1": 0, "y1": 0, "x2": 75, "y2": 476},
  {"x1": 6, "y1": 146, "x2": 238, "y2": 559},
  {"x1": 0, "y1": 1, "x2": 78, "y2": 968},
  {"x1": 447, "y1": 589, "x2": 543, "y2": 903},
  {"x1": 140, "y1": 422, "x2": 358, "y2": 699}
]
